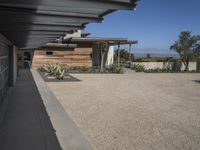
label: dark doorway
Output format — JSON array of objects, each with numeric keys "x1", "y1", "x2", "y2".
[{"x1": 23, "y1": 51, "x2": 32, "y2": 69}]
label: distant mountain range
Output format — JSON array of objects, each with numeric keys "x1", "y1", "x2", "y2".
[{"x1": 134, "y1": 53, "x2": 179, "y2": 58}]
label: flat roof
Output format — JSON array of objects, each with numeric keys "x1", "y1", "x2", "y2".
[
  {"x1": 42, "y1": 43, "x2": 77, "y2": 48},
  {"x1": 0, "y1": 0, "x2": 137, "y2": 48},
  {"x1": 65, "y1": 37, "x2": 138, "y2": 45},
  {"x1": 81, "y1": 33, "x2": 91, "y2": 37}
]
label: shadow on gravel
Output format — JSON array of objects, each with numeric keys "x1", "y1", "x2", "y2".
[{"x1": 193, "y1": 80, "x2": 200, "y2": 84}]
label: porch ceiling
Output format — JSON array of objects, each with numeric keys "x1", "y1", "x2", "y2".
[{"x1": 0, "y1": 0, "x2": 137, "y2": 49}]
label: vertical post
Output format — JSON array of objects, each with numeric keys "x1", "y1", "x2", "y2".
[
  {"x1": 8, "y1": 45, "x2": 14, "y2": 87},
  {"x1": 117, "y1": 43, "x2": 120, "y2": 68},
  {"x1": 129, "y1": 43, "x2": 132, "y2": 62}
]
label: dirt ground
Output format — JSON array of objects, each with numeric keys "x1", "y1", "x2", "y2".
[{"x1": 47, "y1": 73, "x2": 200, "y2": 150}]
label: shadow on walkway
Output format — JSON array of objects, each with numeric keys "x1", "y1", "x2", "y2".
[{"x1": 0, "y1": 69, "x2": 62, "y2": 150}]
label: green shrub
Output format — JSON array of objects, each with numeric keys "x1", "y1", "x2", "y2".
[
  {"x1": 171, "y1": 60, "x2": 182, "y2": 72},
  {"x1": 69, "y1": 66, "x2": 93, "y2": 73},
  {"x1": 131, "y1": 64, "x2": 145, "y2": 72},
  {"x1": 197, "y1": 57, "x2": 200, "y2": 72},
  {"x1": 144, "y1": 68, "x2": 171, "y2": 73},
  {"x1": 106, "y1": 64, "x2": 124, "y2": 74},
  {"x1": 123, "y1": 62, "x2": 132, "y2": 69},
  {"x1": 134, "y1": 58, "x2": 182, "y2": 63},
  {"x1": 135, "y1": 58, "x2": 167, "y2": 62},
  {"x1": 80, "y1": 67, "x2": 91, "y2": 72},
  {"x1": 40, "y1": 63, "x2": 65, "y2": 80}
]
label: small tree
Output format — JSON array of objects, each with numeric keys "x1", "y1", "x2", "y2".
[
  {"x1": 194, "y1": 35, "x2": 200, "y2": 56},
  {"x1": 98, "y1": 42, "x2": 109, "y2": 71},
  {"x1": 170, "y1": 31, "x2": 200, "y2": 71},
  {"x1": 147, "y1": 53, "x2": 151, "y2": 58}
]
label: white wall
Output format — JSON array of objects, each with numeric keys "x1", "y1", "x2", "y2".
[{"x1": 134, "y1": 62, "x2": 197, "y2": 71}]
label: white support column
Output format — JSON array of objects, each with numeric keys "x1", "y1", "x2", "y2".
[
  {"x1": 117, "y1": 43, "x2": 121, "y2": 68},
  {"x1": 129, "y1": 43, "x2": 132, "y2": 62},
  {"x1": 106, "y1": 46, "x2": 114, "y2": 66}
]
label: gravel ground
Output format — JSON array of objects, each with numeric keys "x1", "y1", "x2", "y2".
[{"x1": 47, "y1": 73, "x2": 200, "y2": 150}]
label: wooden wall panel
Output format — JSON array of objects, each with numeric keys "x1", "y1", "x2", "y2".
[{"x1": 32, "y1": 47, "x2": 93, "y2": 69}]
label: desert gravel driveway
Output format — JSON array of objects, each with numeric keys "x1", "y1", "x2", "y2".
[{"x1": 47, "y1": 73, "x2": 200, "y2": 150}]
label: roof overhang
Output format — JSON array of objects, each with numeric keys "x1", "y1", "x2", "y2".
[
  {"x1": 0, "y1": 0, "x2": 137, "y2": 49},
  {"x1": 69, "y1": 37, "x2": 127, "y2": 42},
  {"x1": 81, "y1": 32, "x2": 91, "y2": 37},
  {"x1": 42, "y1": 43, "x2": 77, "y2": 48},
  {"x1": 64, "y1": 37, "x2": 138, "y2": 45},
  {"x1": 110, "y1": 40, "x2": 138, "y2": 45}
]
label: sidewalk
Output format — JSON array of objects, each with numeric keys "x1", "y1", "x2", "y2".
[{"x1": 0, "y1": 69, "x2": 62, "y2": 150}]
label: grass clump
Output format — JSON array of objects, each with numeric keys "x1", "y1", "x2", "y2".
[
  {"x1": 131, "y1": 64, "x2": 145, "y2": 72},
  {"x1": 40, "y1": 63, "x2": 65, "y2": 80},
  {"x1": 106, "y1": 64, "x2": 124, "y2": 74}
]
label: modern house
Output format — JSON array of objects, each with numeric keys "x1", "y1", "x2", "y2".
[
  {"x1": 0, "y1": 0, "x2": 137, "y2": 106},
  {"x1": 19, "y1": 31, "x2": 137, "y2": 69}
]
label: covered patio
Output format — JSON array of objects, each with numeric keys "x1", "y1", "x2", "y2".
[{"x1": 64, "y1": 37, "x2": 138, "y2": 68}]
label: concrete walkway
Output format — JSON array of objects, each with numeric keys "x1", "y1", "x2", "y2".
[
  {"x1": 0, "y1": 69, "x2": 92, "y2": 150},
  {"x1": 0, "y1": 69, "x2": 62, "y2": 150}
]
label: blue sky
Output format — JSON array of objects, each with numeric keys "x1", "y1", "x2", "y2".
[{"x1": 84, "y1": 0, "x2": 200, "y2": 54}]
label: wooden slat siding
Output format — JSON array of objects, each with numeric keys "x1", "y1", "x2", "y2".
[
  {"x1": 32, "y1": 63, "x2": 92, "y2": 69},
  {"x1": 32, "y1": 47, "x2": 93, "y2": 69},
  {"x1": 34, "y1": 55, "x2": 92, "y2": 59},
  {"x1": 33, "y1": 59, "x2": 92, "y2": 63}
]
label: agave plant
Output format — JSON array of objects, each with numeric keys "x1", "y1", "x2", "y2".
[{"x1": 40, "y1": 63, "x2": 65, "y2": 80}]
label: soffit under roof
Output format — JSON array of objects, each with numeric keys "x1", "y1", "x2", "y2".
[{"x1": 0, "y1": 0, "x2": 137, "y2": 48}]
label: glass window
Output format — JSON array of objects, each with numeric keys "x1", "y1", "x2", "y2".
[{"x1": 46, "y1": 50, "x2": 53, "y2": 56}]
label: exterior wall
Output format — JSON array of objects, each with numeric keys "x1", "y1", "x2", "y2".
[
  {"x1": 0, "y1": 34, "x2": 10, "y2": 107},
  {"x1": 31, "y1": 41, "x2": 114, "y2": 69},
  {"x1": 32, "y1": 47, "x2": 93, "y2": 69},
  {"x1": 92, "y1": 43, "x2": 100, "y2": 67},
  {"x1": 134, "y1": 62, "x2": 197, "y2": 71},
  {"x1": 0, "y1": 33, "x2": 18, "y2": 124},
  {"x1": 92, "y1": 44, "x2": 114, "y2": 68}
]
